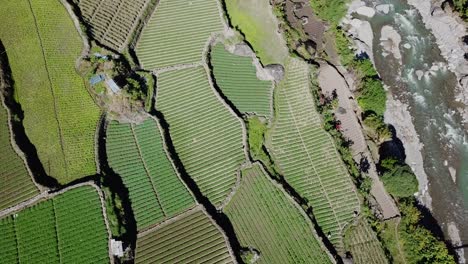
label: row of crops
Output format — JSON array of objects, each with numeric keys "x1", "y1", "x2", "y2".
[
  {"x1": 0, "y1": 102, "x2": 39, "y2": 210},
  {"x1": 156, "y1": 67, "x2": 245, "y2": 207},
  {"x1": 0, "y1": 186, "x2": 109, "y2": 263},
  {"x1": 135, "y1": 206, "x2": 234, "y2": 264},
  {"x1": 74, "y1": 0, "x2": 150, "y2": 51},
  {"x1": 344, "y1": 218, "x2": 388, "y2": 264},
  {"x1": 136, "y1": 0, "x2": 224, "y2": 69},
  {"x1": 224, "y1": 164, "x2": 333, "y2": 263},
  {"x1": 0, "y1": 0, "x2": 100, "y2": 184},
  {"x1": 266, "y1": 58, "x2": 361, "y2": 250},
  {"x1": 211, "y1": 43, "x2": 273, "y2": 117},
  {"x1": 106, "y1": 118, "x2": 195, "y2": 230}
]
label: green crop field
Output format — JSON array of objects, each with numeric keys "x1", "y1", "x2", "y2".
[
  {"x1": 211, "y1": 44, "x2": 273, "y2": 116},
  {"x1": 135, "y1": 206, "x2": 234, "y2": 263},
  {"x1": 0, "y1": 186, "x2": 109, "y2": 263},
  {"x1": 224, "y1": 163, "x2": 333, "y2": 263},
  {"x1": 74, "y1": 0, "x2": 150, "y2": 51},
  {"x1": 0, "y1": 103, "x2": 38, "y2": 210},
  {"x1": 266, "y1": 58, "x2": 360, "y2": 250},
  {"x1": 106, "y1": 118, "x2": 195, "y2": 230},
  {"x1": 225, "y1": 0, "x2": 288, "y2": 66},
  {"x1": 344, "y1": 218, "x2": 388, "y2": 264},
  {"x1": 156, "y1": 67, "x2": 245, "y2": 207},
  {"x1": 0, "y1": 0, "x2": 100, "y2": 183},
  {"x1": 136, "y1": 0, "x2": 224, "y2": 69}
]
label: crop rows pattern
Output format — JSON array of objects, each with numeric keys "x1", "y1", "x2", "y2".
[
  {"x1": 0, "y1": 104, "x2": 38, "y2": 210},
  {"x1": 224, "y1": 164, "x2": 332, "y2": 263},
  {"x1": 156, "y1": 67, "x2": 245, "y2": 207},
  {"x1": 266, "y1": 58, "x2": 360, "y2": 249},
  {"x1": 211, "y1": 44, "x2": 272, "y2": 116},
  {"x1": 0, "y1": 0, "x2": 100, "y2": 183},
  {"x1": 135, "y1": 206, "x2": 234, "y2": 264},
  {"x1": 136, "y1": 0, "x2": 223, "y2": 69},
  {"x1": 344, "y1": 219, "x2": 388, "y2": 264},
  {"x1": 75, "y1": 0, "x2": 150, "y2": 51},
  {"x1": 0, "y1": 186, "x2": 109, "y2": 263},
  {"x1": 106, "y1": 119, "x2": 195, "y2": 230}
]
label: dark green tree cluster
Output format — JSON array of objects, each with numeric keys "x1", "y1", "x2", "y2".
[
  {"x1": 452, "y1": 0, "x2": 468, "y2": 19},
  {"x1": 379, "y1": 160, "x2": 418, "y2": 198}
]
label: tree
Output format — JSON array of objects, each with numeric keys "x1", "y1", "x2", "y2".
[{"x1": 381, "y1": 165, "x2": 418, "y2": 198}]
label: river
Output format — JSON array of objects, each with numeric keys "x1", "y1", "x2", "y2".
[{"x1": 357, "y1": 0, "x2": 468, "y2": 261}]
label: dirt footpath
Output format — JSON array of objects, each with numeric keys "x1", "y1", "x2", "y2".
[{"x1": 318, "y1": 64, "x2": 399, "y2": 219}]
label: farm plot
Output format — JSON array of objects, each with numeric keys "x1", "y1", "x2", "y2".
[
  {"x1": 135, "y1": 205, "x2": 234, "y2": 264},
  {"x1": 266, "y1": 58, "x2": 360, "y2": 250},
  {"x1": 136, "y1": 0, "x2": 224, "y2": 70},
  {"x1": 0, "y1": 186, "x2": 109, "y2": 263},
  {"x1": 225, "y1": 0, "x2": 288, "y2": 66},
  {"x1": 224, "y1": 163, "x2": 333, "y2": 264},
  {"x1": 0, "y1": 102, "x2": 38, "y2": 210},
  {"x1": 211, "y1": 44, "x2": 273, "y2": 116},
  {"x1": 156, "y1": 67, "x2": 245, "y2": 207},
  {"x1": 0, "y1": 0, "x2": 101, "y2": 183},
  {"x1": 344, "y1": 218, "x2": 388, "y2": 264},
  {"x1": 74, "y1": 0, "x2": 150, "y2": 51},
  {"x1": 106, "y1": 118, "x2": 195, "y2": 230}
]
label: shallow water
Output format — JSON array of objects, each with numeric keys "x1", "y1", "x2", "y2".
[{"x1": 362, "y1": 0, "x2": 468, "y2": 258}]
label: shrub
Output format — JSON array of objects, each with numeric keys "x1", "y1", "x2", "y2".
[
  {"x1": 357, "y1": 78, "x2": 386, "y2": 116},
  {"x1": 381, "y1": 165, "x2": 418, "y2": 198}
]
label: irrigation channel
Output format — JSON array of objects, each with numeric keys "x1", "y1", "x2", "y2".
[{"x1": 359, "y1": 0, "x2": 468, "y2": 260}]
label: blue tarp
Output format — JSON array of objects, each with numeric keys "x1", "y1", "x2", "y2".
[{"x1": 89, "y1": 74, "x2": 104, "y2": 85}]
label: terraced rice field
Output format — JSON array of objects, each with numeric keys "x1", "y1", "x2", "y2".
[
  {"x1": 156, "y1": 67, "x2": 245, "y2": 207},
  {"x1": 0, "y1": 103, "x2": 38, "y2": 210},
  {"x1": 136, "y1": 0, "x2": 224, "y2": 70},
  {"x1": 74, "y1": 0, "x2": 150, "y2": 51},
  {"x1": 225, "y1": 0, "x2": 288, "y2": 65},
  {"x1": 224, "y1": 164, "x2": 333, "y2": 263},
  {"x1": 344, "y1": 219, "x2": 388, "y2": 264},
  {"x1": 0, "y1": 0, "x2": 101, "y2": 183},
  {"x1": 135, "y1": 206, "x2": 234, "y2": 264},
  {"x1": 266, "y1": 58, "x2": 360, "y2": 249},
  {"x1": 0, "y1": 186, "x2": 109, "y2": 263},
  {"x1": 211, "y1": 44, "x2": 273, "y2": 116},
  {"x1": 106, "y1": 118, "x2": 195, "y2": 230}
]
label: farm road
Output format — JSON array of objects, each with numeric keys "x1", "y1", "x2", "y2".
[{"x1": 318, "y1": 64, "x2": 399, "y2": 219}]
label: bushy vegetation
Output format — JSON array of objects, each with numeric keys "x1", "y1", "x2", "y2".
[
  {"x1": 309, "y1": 0, "x2": 349, "y2": 26},
  {"x1": 380, "y1": 164, "x2": 418, "y2": 198},
  {"x1": 452, "y1": 0, "x2": 468, "y2": 19}
]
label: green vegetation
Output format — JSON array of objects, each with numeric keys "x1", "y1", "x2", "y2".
[
  {"x1": 225, "y1": 0, "x2": 288, "y2": 65},
  {"x1": 211, "y1": 44, "x2": 273, "y2": 116},
  {"x1": 344, "y1": 218, "x2": 388, "y2": 264},
  {"x1": 309, "y1": 0, "x2": 348, "y2": 26},
  {"x1": 135, "y1": 206, "x2": 234, "y2": 263},
  {"x1": 136, "y1": 0, "x2": 223, "y2": 69},
  {"x1": 452, "y1": 0, "x2": 468, "y2": 19},
  {"x1": 381, "y1": 164, "x2": 419, "y2": 198},
  {"x1": 0, "y1": 0, "x2": 100, "y2": 183},
  {"x1": 0, "y1": 102, "x2": 38, "y2": 210},
  {"x1": 224, "y1": 164, "x2": 333, "y2": 263},
  {"x1": 156, "y1": 67, "x2": 245, "y2": 206},
  {"x1": 0, "y1": 186, "x2": 109, "y2": 263},
  {"x1": 106, "y1": 119, "x2": 195, "y2": 230},
  {"x1": 266, "y1": 58, "x2": 360, "y2": 249},
  {"x1": 75, "y1": 0, "x2": 151, "y2": 51}
]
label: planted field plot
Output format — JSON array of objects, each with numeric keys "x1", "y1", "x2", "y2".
[
  {"x1": 266, "y1": 58, "x2": 360, "y2": 249},
  {"x1": 0, "y1": 186, "x2": 109, "y2": 263},
  {"x1": 136, "y1": 0, "x2": 223, "y2": 69},
  {"x1": 224, "y1": 164, "x2": 333, "y2": 263},
  {"x1": 0, "y1": 0, "x2": 100, "y2": 183},
  {"x1": 0, "y1": 103, "x2": 38, "y2": 210},
  {"x1": 344, "y1": 219, "x2": 388, "y2": 264},
  {"x1": 106, "y1": 119, "x2": 195, "y2": 230},
  {"x1": 135, "y1": 206, "x2": 234, "y2": 264},
  {"x1": 74, "y1": 0, "x2": 150, "y2": 51},
  {"x1": 156, "y1": 67, "x2": 245, "y2": 207},
  {"x1": 211, "y1": 44, "x2": 272, "y2": 116},
  {"x1": 225, "y1": 0, "x2": 288, "y2": 65}
]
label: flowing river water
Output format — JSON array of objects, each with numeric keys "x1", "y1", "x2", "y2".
[{"x1": 357, "y1": 0, "x2": 468, "y2": 260}]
